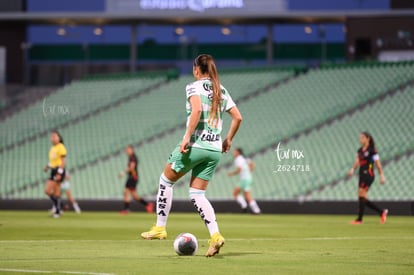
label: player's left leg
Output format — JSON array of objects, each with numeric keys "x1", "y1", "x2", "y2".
[
  {"x1": 65, "y1": 189, "x2": 81, "y2": 213},
  {"x1": 188, "y1": 149, "x2": 224, "y2": 257},
  {"x1": 53, "y1": 181, "x2": 62, "y2": 218},
  {"x1": 190, "y1": 176, "x2": 224, "y2": 257},
  {"x1": 354, "y1": 177, "x2": 387, "y2": 224},
  {"x1": 131, "y1": 189, "x2": 153, "y2": 213},
  {"x1": 190, "y1": 177, "x2": 219, "y2": 238},
  {"x1": 351, "y1": 181, "x2": 369, "y2": 224},
  {"x1": 46, "y1": 179, "x2": 57, "y2": 213},
  {"x1": 363, "y1": 191, "x2": 388, "y2": 224},
  {"x1": 243, "y1": 179, "x2": 261, "y2": 214},
  {"x1": 45, "y1": 179, "x2": 58, "y2": 214},
  {"x1": 363, "y1": 195, "x2": 383, "y2": 214}
]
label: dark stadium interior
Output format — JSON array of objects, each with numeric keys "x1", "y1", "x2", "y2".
[{"x1": 0, "y1": 0, "x2": 413, "y2": 216}]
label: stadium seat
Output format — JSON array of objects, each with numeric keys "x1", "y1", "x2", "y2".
[
  {"x1": 2, "y1": 63, "x2": 413, "y2": 200},
  {"x1": 1, "y1": 68, "x2": 294, "y2": 199}
]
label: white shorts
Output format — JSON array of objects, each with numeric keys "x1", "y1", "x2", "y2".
[{"x1": 61, "y1": 181, "x2": 70, "y2": 192}]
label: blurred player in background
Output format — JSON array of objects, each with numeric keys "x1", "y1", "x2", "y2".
[
  {"x1": 228, "y1": 148, "x2": 261, "y2": 214},
  {"x1": 348, "y1": 131, "x2": 388, "y2": 224},
  {"x1": 141, "y1": 54, "x2": 242, "y2": 257},
  {"x1": 44, "y1": 130, "x2": 66, "y2": 218},
  {"x1": 119, "y1": 145, "x2": 153, "y2": 214},
  {"x1": 50, "y1": 172, "x2": 81, "y2": 214}
]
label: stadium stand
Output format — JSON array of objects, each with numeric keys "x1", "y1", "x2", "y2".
[
  {"x1": 1, "y1": 62, "x2": 413, "y2": 201},
  {"x1": 307, "y1": 153, "x2": 414, "y2": 201},
  {"x1": 207, "y1": 82, "x2": 414, "y2": 201},
  {"x1": 0, "y1": 67, "x2": 294, "y2": 199},
  {"x1": 225, "y1": 61, "x2": 413, "y2": 155},
  {"x1": 0, "y1": 85, "x2": 58, "y2": 119},
  {"x1": 0, "y1": 73, "x2": 168, "y2": 151},
  {"x1": 175, "y1": 62, "x2": 414, "y2": 200}
]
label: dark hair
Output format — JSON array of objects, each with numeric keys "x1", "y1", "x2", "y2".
[
  {"x1": 194, "y1": 54, "x2": 221, "y2": 127},
  {"x1": 361, "y1": 131, "x2": 375, "y2": 150},
  {"x1": 52, "y1": 130, "x2": 64, "y2": 144},
  {"x1": 235, "y1": 147, "x2": 244, "y2": 156}
]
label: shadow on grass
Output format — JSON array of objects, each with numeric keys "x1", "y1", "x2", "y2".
[
  {"x1": 161, "y1": 251, "x2": 263, "y2": 259},
  {"x1": 214, "y1": 251, "x2": 263, "y2": 257}
]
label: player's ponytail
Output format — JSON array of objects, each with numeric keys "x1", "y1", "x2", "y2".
[
  {"x1": 361, "y1": 131, "x2": 375, "y2": 151},
  {"x1": 52, "y1": 130, "x2": 64, "y2": 144},
  {"x1": 194, "y1": 54, "x2": 221, "y2": 128},
  {"x1": 208, "y1": 58, "x2": 221, "y2": 128}
]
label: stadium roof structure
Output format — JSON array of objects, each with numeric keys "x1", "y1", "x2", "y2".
[
  {"x1": 0, "y1": 9, "x2": 413, "y2": 71},
  {"x1": 0, "y1": 9, "x2": 413, "y2": 25}
]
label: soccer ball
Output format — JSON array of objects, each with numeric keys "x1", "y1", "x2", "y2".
[{"x1": 173, "y1": 233, "x2": 198, "y2": 256}]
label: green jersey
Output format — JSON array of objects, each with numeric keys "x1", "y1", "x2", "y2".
[{"x1": 185, "y1": 78, "x2": 236, "y2": 152}]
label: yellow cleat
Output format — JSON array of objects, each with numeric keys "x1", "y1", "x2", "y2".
[
  {"x1": 205, "y1": 232, "x2": 225, "y2": 257},
  {"x1": 140, "y1": 225, "x2": 167, "y2": 240}
]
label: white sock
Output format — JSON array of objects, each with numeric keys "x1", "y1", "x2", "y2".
[
  {"x1": 236, "y1": 194, "x2": 248, "y2": 209},
  {"x1": 189, "y1": 187, "x2": 219, "y2": 236},
  {"x1": 156, "y1": 173, "x2": 174, "y2": 227},
  {"x1": 73, "y1": 202, "x2": 81, "y2": 213},
  {"x1": 249, "y1": 200, "x2": 261, "y2": 214}
]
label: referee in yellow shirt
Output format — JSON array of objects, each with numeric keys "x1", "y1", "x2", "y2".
[{"x1": 44, "y1": 130, "x2": 67, "y2": 218}]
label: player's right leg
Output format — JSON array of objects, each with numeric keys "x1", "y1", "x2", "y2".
[
  {"x1": 45, "y1": 179, "x2": 57, "y2": 213},
  {"x1": 233, "y1": 187, "x2": 247, "y2": 212},
  {"x1": 381, "y1": 209, "x2": 389, "y2": 224},
  {"x1": 244, "y1": 190, "x2": 261, "y2": 215},
  {"x1": 141, "y1": 163, "x2": 184, "y2": 240},
  {"x1": 350, "y1": 185, "x2": 368, "y2": 224},
  {"x1": 45, "y1": 175, "x2": 62, "y2": 218},
  {"x1": 120, "y1": 188, "x2": 131, "y2": 214},
  {"x1": 66, "y1": 190, "x2": 81, "y2": 214}
]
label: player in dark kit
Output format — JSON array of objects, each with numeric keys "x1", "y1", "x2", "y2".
[
  {"x1": 348, "y1": 132, "x2": 388, "y2": 224},
  {"x1": 119, "y1": 145, "x2": 153, "y2": 214}
]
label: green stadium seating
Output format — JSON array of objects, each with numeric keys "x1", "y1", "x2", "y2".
[
  {"x1": 308, "y1": 153, "x2": 414, "y2": 201},
  {"x1": 0, "y1": 75, "x2": 166, "y2": 150},
  {"x1": 1, "y1": 68, "x2": 293, "y2": 199},
  {"x1": 206, "y1": 84, "x2": 414, "y2": 201},
  {"x1": 2, "y1": 63, "x2": 413, "y2": 200},
  {"x1": 231, "y1": 62, "x2": 414, "y2": 154}
]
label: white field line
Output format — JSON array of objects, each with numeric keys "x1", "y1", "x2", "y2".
[
  {"x1": 1, "y1": 237, "x2": 413, "y2": 274},
  {"x1": 1, "y1": 236, "x2": 414, "y2": 243},
  {"x1": 0, "y1": 268, "x2": 115, "y2": 275}
]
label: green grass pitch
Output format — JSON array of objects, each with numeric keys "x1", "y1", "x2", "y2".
[{"x1": 0, "y1": 210, "x2": 413, "y2": 275}]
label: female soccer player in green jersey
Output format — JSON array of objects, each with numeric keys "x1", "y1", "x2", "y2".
[{"x1": 141, "y1": 54, "x2": 242, "y2": 257}]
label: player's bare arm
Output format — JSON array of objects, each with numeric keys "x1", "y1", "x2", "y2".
[
  {"x1": 223, "y1": 106, "x2": 242, "y2": 153},
  {"x1": 181, "y1": 95, "x2": 202, "y2": 153}
]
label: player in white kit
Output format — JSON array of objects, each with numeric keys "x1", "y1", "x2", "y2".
[{"x1": 228, "y1": 148, "x2": 261, "y2": 214}]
